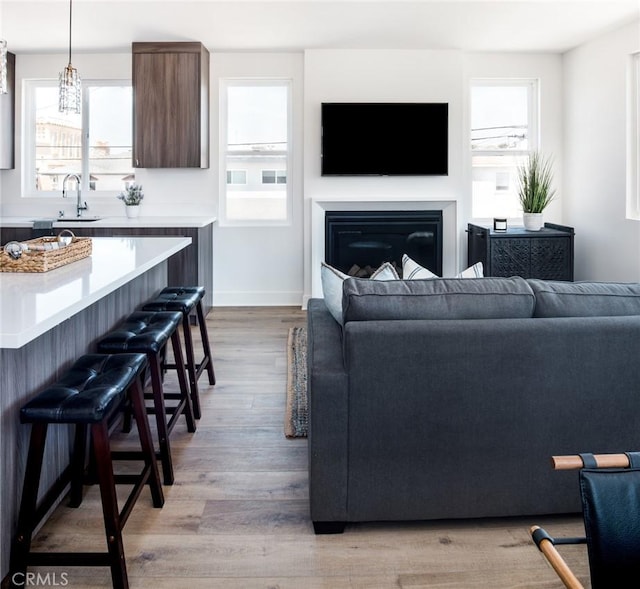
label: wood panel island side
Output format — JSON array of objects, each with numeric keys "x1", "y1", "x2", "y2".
[{"x1": 0, "y1": 236, "x2": 191, "y2": 581}]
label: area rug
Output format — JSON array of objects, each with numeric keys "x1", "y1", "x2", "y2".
[{"x1": 285, "y1": 326, "x2": 308, "y2": 438}]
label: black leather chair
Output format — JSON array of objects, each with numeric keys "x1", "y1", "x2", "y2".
[
  {"x1": 10, "y1": 353, "x2": 163, "y2": 589},
  {"x1": 530, "y1": 452, "x2": 640, "y2": 589}
]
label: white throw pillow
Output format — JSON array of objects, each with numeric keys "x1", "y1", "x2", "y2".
[
  {"x1": 321, "y1": 261, "x2": 399, "y2": 324},
  {"x1": 402, "y1": 254, "x2": 438, "y2": 279},
  {"x1": 402, "y1": 254, "x2": 484, "y2": 279},
  {"x1": 455, "y1": 261, "x2": 484, "y2": 278}
]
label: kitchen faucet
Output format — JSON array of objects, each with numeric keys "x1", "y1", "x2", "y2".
[{"x1": 62, "y1": 173, "x2": 88, "y2": 218}]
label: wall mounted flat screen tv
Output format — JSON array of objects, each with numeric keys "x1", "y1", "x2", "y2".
[{"x1": 321, "y1": 102, "x2": 448, "y2": 176}]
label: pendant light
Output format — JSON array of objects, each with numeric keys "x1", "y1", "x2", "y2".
[
  {"x1": 59, "y1": 0, "x2": 81, "y2": 113},
  {"x1": 0, "y1": 39, "x2": 8, "y2": 95}
]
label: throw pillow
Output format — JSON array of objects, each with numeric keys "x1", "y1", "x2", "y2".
[
  {"x1": 321, "y1": 261, "x2": 399, "y2": 324},
  {"x1": 402, "y1": 254, "x2": 438, "y2": 279},
  {"x1": 456, "y1": 261, "x2": 484, "y2": 278},
  {"x1": 402, "y1": 254, "x2": 484, "y2": 279}
]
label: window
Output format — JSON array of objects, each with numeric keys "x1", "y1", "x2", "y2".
[
  {"x1": 226, "y1": 170, "x2": 247, "y2": 185},
  {"x1": 261, "y1": 169, "x2": 286, "y2": 184},
  {"x1": 220, "y1": 80, "x2": 291, "y2": 224},
  {"x1": 23, "y1": 80, "x2": 134, "y2": 197},
  {"x1": 627, "y1": 52, "x2": 640, "y2": 220},
  {"x1": 471, "y1": 79, "x2": 538, "y2": 219}
]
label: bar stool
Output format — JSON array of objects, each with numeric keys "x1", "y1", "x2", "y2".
[
  {"x1": 142, "y1": 286, "x2": 216, "y2": 420},
  {"x1": 97, "y1": 311, "x2": 196, "y2": 486},
  {"x1": 10, "y1": 353, "x2": 163, "y2": 589}
]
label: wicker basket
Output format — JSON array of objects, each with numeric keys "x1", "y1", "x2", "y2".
[{"x1": 0, "y1": 236, "x2": 92, "y2": 273}]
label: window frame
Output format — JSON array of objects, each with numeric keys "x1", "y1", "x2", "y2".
[
  {"x1": 226, "y1": 169, "x2": 248, "y2": 185},
  {"x1": 470, "y1": 78, "x2": 540, "y2": 220},
  {"x1": 22, "y1": 78, "x2": 133, "y2": 198},
  {"x1": 627, "y1": 51, "x2": 640, "y2": 220},
  {"x1": 218, "y1": 78, "x2": 293, "y2": 227},
  {"x1": 261, "y1": 169, "x2": 287, "y2": 185}
]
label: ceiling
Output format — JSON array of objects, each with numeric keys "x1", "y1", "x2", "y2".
[{"x1": 1, "y1": 0, "x2": 639, "y2": 55}]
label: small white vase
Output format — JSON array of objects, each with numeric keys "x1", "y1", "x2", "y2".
[
  {"x1": 523, "y1": 212, "x2": 544, "y2": 231},
  {"x1": 125, "y1": 205, "x2": 140, "y2": 219}
]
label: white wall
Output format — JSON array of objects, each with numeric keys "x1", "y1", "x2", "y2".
[
  {"x1": 0, "y1": 51, "x2": 305, "y2": 306},
  {"x1": 563, "y1": 20, "x2": 640, "y2": 281}
]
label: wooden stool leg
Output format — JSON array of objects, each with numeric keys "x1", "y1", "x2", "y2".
[
  {"x1": 121, "y1": 407, "x2": 133, "y2": 434},
  {"x1": 69, "y1": 424, "x2": 89, "y2": 507},
  {"x1": 171, "y1": 330, "x2": 197, "y2": 433},
  {"x1": 149, "y1": 354, "x2": 174, "y2": 486},
  {"x1": 181, "y1": 313, "x2": 201, "y2": 419},
  {"x1": 10, "y1": 423, "x2": 48, "y2": 585},
  {"x1": 196, "y1": 301, "x2": 216, "y2": 385},
  {"x1": 91, "y1": 421, "x2": 128, "y2": 589},
  {"x1": 129, "y1": 376, "x2": 164, "y2": 508}
]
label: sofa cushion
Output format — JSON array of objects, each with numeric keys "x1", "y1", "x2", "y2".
[
  {"x1": 529, "y1": 279, "x2": 640, "y2": 318},
  {"x1": 321, "y1": 261, "x2": 399, "y2": 324},
  {"x1": 342, "y1": 276, "x2": 535, "y2": 322},
  {"x1": 402, "y1": 254, "x2": 484, "y2": 279}
]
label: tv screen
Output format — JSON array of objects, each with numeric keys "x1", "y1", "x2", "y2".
[{"x1": 321, "y1": 102, "x2": 448, "y2": 176}]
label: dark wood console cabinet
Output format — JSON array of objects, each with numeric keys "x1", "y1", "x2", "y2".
[
  {"x1": 467, "y1": 222, "x2": 574, "y2": 281},
  {"x1": 132, "y1": 42, "x2": 209, "y2": 168}
]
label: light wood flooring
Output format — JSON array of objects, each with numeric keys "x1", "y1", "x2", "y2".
[{"x1": 26, "y1": 306, "x2": 590, "y2": 588}]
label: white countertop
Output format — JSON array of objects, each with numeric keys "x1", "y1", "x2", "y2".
[
  {"x1": 0, "y1": 236, "x2": 191, "y2": 349},
  {"x1": 0, "y1": 216, "x2": 217, "y2": 229}
]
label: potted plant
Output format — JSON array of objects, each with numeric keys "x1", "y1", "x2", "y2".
[
  {"x1": 117, "y1": 184, "x2": 144, "y2": 218},
  {"x1": 517, "y1": 152, "x2": 556, "y2": 231}
]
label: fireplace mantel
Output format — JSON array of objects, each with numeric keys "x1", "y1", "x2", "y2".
[{"x1": 309, "y1": 197, "x2": 457, "y2": 299}]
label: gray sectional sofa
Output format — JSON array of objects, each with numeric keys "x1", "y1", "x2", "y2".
[{"x1": 307, "y1": 276, "x2": 640, "y2": 533}]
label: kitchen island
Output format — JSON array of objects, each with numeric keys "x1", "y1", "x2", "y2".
[
  {"x1": 0, "y1": 216, "x2": 216, "y2": 317},
  {"x1": 0, "y1": 236, "x2": 191, "y2": 580}
]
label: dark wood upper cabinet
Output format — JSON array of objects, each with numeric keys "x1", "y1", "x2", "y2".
[
  {"x1": 132, "y1": 42, "x2": 209, "y2": 168},
  {"x1": 0, "y1": 51, "x2": 16, "y2": 170}
]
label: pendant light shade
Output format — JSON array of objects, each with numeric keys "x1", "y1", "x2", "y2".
[
  {"x1": 59, "y1": 0, "x2": 81, "y2": 113},
  {"x1": 0, "y1": 39, "x2": 8, "y2": 95}
]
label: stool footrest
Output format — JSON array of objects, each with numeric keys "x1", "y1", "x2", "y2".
[
  {"x1": 33, "y1": 464, "x2": 74, "y2": 527},
  {"x1": 119, "y1": 464, "x2": 155, "y2": 526},
  {"x1": 27, "y1": 552, "x2": 112, "y2": 567},
  {"x1": 163, "y1": 359, "x2": 210, "y2": 380}
]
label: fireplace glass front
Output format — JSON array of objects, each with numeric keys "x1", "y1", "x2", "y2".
[{"x1": 325, "y1": 210, "x2": 443, "y2": 277}]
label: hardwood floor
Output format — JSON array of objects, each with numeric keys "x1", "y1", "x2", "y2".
[{"x1": 25, "y1": 307, "x2": 589, "y2": 588}]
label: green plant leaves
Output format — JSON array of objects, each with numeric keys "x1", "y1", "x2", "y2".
[{"x1": 517, "y1": 152, "x2": 556, "y2": 213}]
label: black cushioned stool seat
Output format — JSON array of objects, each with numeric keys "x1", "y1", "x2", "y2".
[
  {"x1": 97, "y1": 311, "x2": 196, "y2": 485},
  {"x1": 142, "y1": 286, "x2": 216, "y2": 420},
  {"x1": 10, "y1": 353, "x2": 163, "y2": 589}
]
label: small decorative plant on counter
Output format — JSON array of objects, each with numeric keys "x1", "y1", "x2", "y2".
[
  {"x1": 118, "y1": 184, "x2": 144, "y2": 218},
  {"x1": 118, "y1": 184, "x2": 144, "y2": 205}
]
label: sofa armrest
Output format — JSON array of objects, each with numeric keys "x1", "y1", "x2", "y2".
[{"x1": 307, "y1": 299, "x2": 349, "y2": 522}]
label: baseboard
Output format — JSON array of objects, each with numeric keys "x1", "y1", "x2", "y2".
[{"x1": 212, "y1": 291, "x2": 304, "y2": 307}]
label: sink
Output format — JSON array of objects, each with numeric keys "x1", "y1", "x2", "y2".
[{"x1": 55, "y1": 216, "x2": 102, "y2": 223}]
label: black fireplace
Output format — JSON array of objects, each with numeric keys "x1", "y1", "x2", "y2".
[{"x1": 325, "y1": 210, "x2": 443, "y2": 277}]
